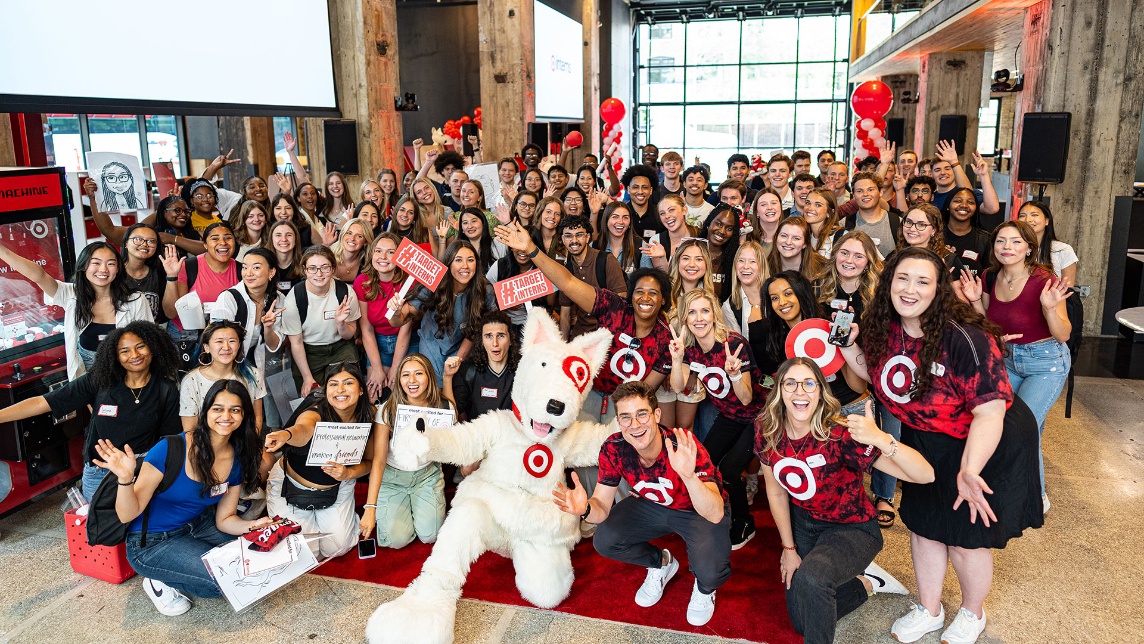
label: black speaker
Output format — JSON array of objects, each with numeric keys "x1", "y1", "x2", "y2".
[
  {"x1": 938, "y1": 115, "x2": 967, "y2": 155},
  {"x1": 885, "y1": 118, "x2": 905, "y2": 148},
  {"x1": 323, "y1": 119, "x2": 359, "y2": 175},
  {"x1": 528, "y1": 122, "x2": 550, "y2": 154},
  {"x1": 1016, "y1": 112, "x2": 1071, "y2": 184}
]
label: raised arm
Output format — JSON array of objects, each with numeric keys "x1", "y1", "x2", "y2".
[
  {"x1": 283, "y1": 132, "x2": 310, "y2": 185},
  {"x1": 935, "y1": 140, "x2": 972, "y2": 189},
  {"x1": 0, "y1": 239, "x2": 58, "y2": 298},
  {"x1": 84, "y1": 178, "x2": 127, "y2": 246},
  {"x1": 201, "y1": 149, "x2": 242, "y2": 181},
  {"x1": 970, "y1": 152, "x2": 1000, "y2": 215},
  {"x1": 493, "y1": 221, "x2": 598, "y2": 311}
]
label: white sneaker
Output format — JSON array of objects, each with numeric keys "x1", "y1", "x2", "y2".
[
  {"x1": 142, "y1": 578, "x2": 191, "y2": 616},
  {"x1": 1042, "y1": 494, "x2": 1051, "y2": 515},
  {"x1": 686, "y1": 580, "x2": 716, "y2": 626},
  {"x1": 745, "y1": 473, "x2": 759, "y2": 505},
  {"x1": 891, "y1": 603, "x2": 944, "y2": 642},
  {"x1": 941, "y1": 607, "x2": 986, "y2": 644},
  {"x1": 634, "y1": 549, "x2": 679, "y2": 607},
  {"x1": 863, "y1": 561, "x2": 909, "y2": 595}
]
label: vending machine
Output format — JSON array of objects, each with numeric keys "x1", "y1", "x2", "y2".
[{"x1": 0, "y1": 166, "x2": 88, "y2": 517}]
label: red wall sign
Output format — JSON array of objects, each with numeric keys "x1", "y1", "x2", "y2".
[
  {"x1": 494, "y1": 269, "x2": 556, "y2": 310},
  {"x1": 392, "y1": 237, "x2": 447, "y2": 291},
  {"x1": 0, "y1": 173, "x2": 64, "y2": 213}
]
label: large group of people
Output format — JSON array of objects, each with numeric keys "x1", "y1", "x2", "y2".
[{"x1": 0, "y1": 134, "x2": 1073, "y2": 643}]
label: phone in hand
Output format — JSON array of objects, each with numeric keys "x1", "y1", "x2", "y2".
[
  {"x1": 828, "y1": 311, "x2": 854, "y2": 347},
  {"x1": 357, "y1": 538, "x2": 377, "y2": 559}
]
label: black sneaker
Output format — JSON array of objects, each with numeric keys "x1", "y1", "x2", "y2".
[{"x1": 730, "y1": 519, "x2": 756, "y2": 550}]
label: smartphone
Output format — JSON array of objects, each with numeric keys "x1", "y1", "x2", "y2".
[
  {"x1": 828, "y1": 311, "x2": 854, "y2": 346},
  {"x1": 357, "y1": 538, "x2": 377, "y2": 559}
]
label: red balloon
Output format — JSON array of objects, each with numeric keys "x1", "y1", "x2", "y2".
[
  {"x1": 459, "y1": 115, "x2": 472, "y2": 124},
  {"x1": 600, "y1": 98, "x2": 626, "y2": 125},
  {"x1": 565, "y1": 131, "x2": 583, "y2": 148},
  {"x1": 850, "y1": 81, "x2": 894, "y2": 119},
  {"x1": 873, "y1": 117, "x2": 887, "y2": 132}
]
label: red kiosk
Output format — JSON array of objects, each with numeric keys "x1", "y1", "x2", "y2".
[{"x1": 0, "y1": 166, "x2": 88, "y2": 517}]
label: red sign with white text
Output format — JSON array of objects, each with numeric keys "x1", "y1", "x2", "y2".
[
  {"x1": 0, "y1": 173, "x2": 64, "y2": 213},
  {"x1": 494, "y1": 269, "x2": 556, "y2": 310},
  {"x1": 392, "y1": 237, "x2": 448, "y2": 291}
]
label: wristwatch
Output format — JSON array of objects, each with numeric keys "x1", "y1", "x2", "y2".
[
  {"x1": 580, "y1": 504, "x2": 592, "y2": 521},
  {"x1": 527, "y1": 246, "x2": 541, "y2": 259}
]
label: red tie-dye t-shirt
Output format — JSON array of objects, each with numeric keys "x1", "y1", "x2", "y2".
[{"x1": 598, "y1": 427, "x2": 727, "y2": 512}]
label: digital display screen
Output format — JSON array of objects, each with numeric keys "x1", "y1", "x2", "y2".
[{"x1": 534, "y1": 1, "x2": 585, "y2": 122}]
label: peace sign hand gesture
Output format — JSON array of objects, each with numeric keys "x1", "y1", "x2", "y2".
[
  {"x1": 1040, "y1": 278, "x2": 1073, "y2": 310},
  {"x1": 971, "y1": 151, "x2": 991, "y2": 179},
  {"x1": 665, "y1": 429, "x2": 699, "y2": 482},
  {"x1": 723, "y1": 342, "x2": 744, "y2": 377},
  {"x1": 213, "y1": 148, "x2": 242, "y2": 168},
  {"x1": 261, "y1": 306, "x2": 285, "y2": 327},
  {"x1": 667, "y1": 324, "x2": 686, "y2": 363},
  {"x1": 334, "y1": 295, "x2": 353, "y2": 325}
]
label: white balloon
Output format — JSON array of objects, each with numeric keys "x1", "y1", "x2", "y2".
[
  {"x1": 868, "y1": 128, "x2": 883, "y2": 139},
  {"x1": 861, "y1": 118, "x2": 875, "y2": 129},
  {"x1": 874, "y1": 137, "x2": 887, "y2": 148}
]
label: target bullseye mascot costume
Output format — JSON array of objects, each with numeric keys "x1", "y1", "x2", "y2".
[{"x1": 366, "y1": 308, "x2": 614, "y2": 644}]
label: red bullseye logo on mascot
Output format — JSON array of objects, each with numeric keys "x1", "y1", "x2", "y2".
[
  {"x1": 522, "y1": 443, "x2": 554, "y2": 478},
  {"x1": 785, "y1": 319, "x2": 844, "y2": 376},
  {"x1": 562, "y1": 355, "x2": 591, "y2": 392}
]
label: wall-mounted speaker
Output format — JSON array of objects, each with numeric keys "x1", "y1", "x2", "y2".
[
  {"x1": 885, "y1": 118, "x2": 906, "y2": 148},
  {"x1": 323, "y1": 119, "x2": 359, "y2": 175},
  {"x1": 938, "y1": 114, "x2": 967, "y2": 155},
  {"x1": 1016, "y1": 112, "x2": 1071, "y2": 184}
]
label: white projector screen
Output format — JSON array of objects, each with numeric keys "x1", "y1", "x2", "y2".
[
  {"x1": 533, "y1": 1, "x2": 584, "y2": 122},
  {"x1": 0, "y1": 0, "x2": 338, "y2": 116}
]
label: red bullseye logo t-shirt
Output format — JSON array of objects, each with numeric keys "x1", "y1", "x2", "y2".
[{"x1": 598, "y1": 427, "x2": 726, "y2": 512}]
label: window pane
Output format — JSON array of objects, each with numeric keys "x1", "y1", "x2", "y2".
[
  {"x1": 645, "y1": 105, "x2": 684, "y2": 149},
  {"x1": 645, "y1": 67, "x2": 684, "y2": 103},
  {"x1": 865, "y1": 13, "x2": 893, "y2": 51},
  {"x1": 88, "y1": 114, "x2": 142, "y2": 160},
  {"x1": 798, "y1": 16, "x2": 838, "y2": 62},
  {"x1": 741, "y1": 64, "x2": 796, "y2": 101},
  {"x1": 686, "y1": 66, "x2": 739, "y2": 102},
  {"x1": 793, "y1": 103, "x2": 836, "y2": 148},
  {"x1": 835, "y1": 15, "x2": 852, "y2": 61},
  {"x1": 638, "y1": 24, "x2": 650, "y2": 67},
  {"x1": 741, "y1": 104, "x2": 795, "y2": 149},
  {"x1": 45, "y1": 114, "x2": 82, "y2": 172},
  {"x1": 796, "y1": 63, "x2": 838, "y2": 100},
  {"x1": 685, "y1": 105, "x2": 739, "y2": 152},
  {"x1": 145, "y1": 115, "x2": 181, "y2": 177},
  {"x1": 686, "y1": 22, "x2": 740, "y2": 66},
  {"x1": 742, "y1": 17, "x2": 798, "y2": 63},
  {"x1": 647, "y1": 23, "x2": 684, "y2": 63},
  {"x1": 686, "y1": 149, "x2": 738, "y2": 183}
]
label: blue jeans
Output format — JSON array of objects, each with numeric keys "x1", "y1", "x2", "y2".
[
  {"x1": 81, "y1": 463, "x2": 110, "y2": 502},
  {"x1": 870, "y1": 401, "x2": 902, "y2": 501},
  {"x1": 694, "y1": 399, "x2": 718, "y2": 443},
  {"x1": 1006, "y1": 339, "x2": 1071, "y2": 495},
  {"x1": 375, "y1": 333, "x2": 399, "y2": 368},
  {"x1": 0, "y1": 461, "x2": 11, "y2": 505},
  {"x1": 126, "y1": 508, "x2": 231, "y2": 598}
]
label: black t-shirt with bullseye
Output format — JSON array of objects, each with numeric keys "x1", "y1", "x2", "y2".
[
  {"x1": 757, "y1": 425, "x2": 879, "y2": 523},
  {"x1": 589, "y1": 288, "x2": 672, "y2": 395},
  {"x1": 598, "y1": 426, "x2": 726, "y2": 512},
  {"x1": 682, "y1": 332, "x2": 765, "y2": 422}
]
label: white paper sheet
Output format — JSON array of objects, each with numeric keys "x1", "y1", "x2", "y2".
[
  {"x1": 305, "y1": 422, "x2": 373, "y2": 466},
  {"x1": 201, "y1": 533, "x2": 318, "y2": 612},
  {"x1": 85, "y1": 151, "x2": 149, "y2": 213}
]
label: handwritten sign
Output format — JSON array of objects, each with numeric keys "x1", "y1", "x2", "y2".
[
  {"x1": 305, "y1": 422, "x2": 373, "y2": 466},
  {"x1": 494, "y1": 269, "x2": 556, "y2": 310},
  {"x1": 393, "y1": 237, "x2": 447, "y2": 291},
  {"x1": 393, "y1": 405, "x2": 456, "y2": 432}
]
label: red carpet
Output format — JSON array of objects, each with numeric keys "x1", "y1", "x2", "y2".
[{"x1": 317, "y1": 490, "x2": 801, "y2": 643}]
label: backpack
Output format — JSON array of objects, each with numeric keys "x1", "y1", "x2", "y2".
[
  {"x1": 185, "y1": 254, "x2": 200, "y2": 290},
  {"x1": 564, "y1": 251, "x2": 609, "y2": 292},
  {"x1": 221, "y1": 286, "x2": 278, "y2": 363},
  {"x1": 291, "y1": 280, "x2": 349, "y2": 325},
  {"x1": 86, "y1": 433, "x2": 186, "y2": 548}
]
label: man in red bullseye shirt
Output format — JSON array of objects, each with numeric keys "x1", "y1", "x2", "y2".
[{"x1": 552, "y1": 381, "x2": 731, "y2": 626}]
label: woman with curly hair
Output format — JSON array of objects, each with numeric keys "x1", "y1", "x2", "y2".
[
  {"x1": 0, "y1": 240, "x2": 153, "y2": 380},
  {"x1": 621, "y1": 163, "x2": 663, "y2": 237},
  {"x1": 0, "y1": 321, "x2": 180, "y2": 500},
  {"x1": 387, "y1": 240, "x2": 497, "y2": 386},
  {"x1": 838, "y1": 247, "x2": 1043, "y2": 643},
  {"x1": 95, "y1": 379, "x2": 269, "y2": 616},
  {"x1": 755, "y1": 357, "x2": 932, "y2": 644}
]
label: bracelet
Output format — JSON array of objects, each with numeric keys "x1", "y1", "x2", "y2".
[
  {"x1": 728, "y1": 372, "x2": 743, "y2": 382},
  {"x1": 969, "y1": 297, "x2": 981, "y2": 303},
  {"x1": 526, "y1": 246, "x2": 540, "y2": 259},
  {"x1": 283, "y1": 428, "x2": 293, "y2": 441},
  {"x1": 885, "y1": 438, "x2": 899, "y2": 459},
  {"x1": 782, "y1": 543, "x2": 797, "y2": 552},
  {"x1": 363, "y1": 503, "x2": 377, "y2": 509},
  {"x1": 580, "y1": 504, "x2": 592, "y2": 522},
  {"x1": 118, "y1": 478, "x2": 136, "y2": 486},
  {"x1": 166, "y1": 276, "x2": 178, "y2": 282}
]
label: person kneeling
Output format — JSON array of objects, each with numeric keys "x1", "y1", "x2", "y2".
[
  {"x1": 92, "y1": 380, "x2": 269, "y2": 616},
  {"x1": 553, "y1": 380, "x2": 730, "y2": 626},
  {"x1": 263, "y1": 362, "x2": 377, "y2": 559},
  {"x1": 755, "y1": 358, "x2": 935, "y2": 644}
]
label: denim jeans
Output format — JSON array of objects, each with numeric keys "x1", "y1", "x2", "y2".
[
  {"x1": 81, "y1": 462, "x2": 110, "y2": 502},
  {"x1": 1006, "y1": 339, "x2": 1070, "y2": 494},
  {"x1": 870, "y1": 401, "x2": 902, "y2": 501},
  {"x1": 694, "y1": 399, "x2": 718, "y2": 443},
  {"x1": 0, "y1": 461, "x2": 11, "y2": 505},
  {"x1": 125, "y1": 508, "x2": 231, "y2": 598}
]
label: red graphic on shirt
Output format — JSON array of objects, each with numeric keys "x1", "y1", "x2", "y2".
[
  {"x1": 562, "y1": 355, "x2": 591, "y2": 392},
  {"x1": 681, "y1": 333, "x2": 765, "y2": 422},
  {"x1": 633, "y1": 477, "x2": 675, "y2": 506},
  {"x1": 773, "y1": 457, "x2": 820, "y2": 500},
  {"x1": 598, "y1": 428, "x2": 726, "y2": 512},
  {"x1": 523, "y1": 443, "x2": 554, "y2": 478},
  {"x1": 590, "y1": 289, "x2": 672, "y2": 395}
]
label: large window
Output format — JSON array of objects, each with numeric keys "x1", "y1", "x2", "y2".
[
  {"x1": 43, "y1": 114, "x2": 184, "y2": 176},
  {"x1": 636, "y1": 15, "x2": 852, "y2": 182},
  {"x1": 977, "y1": 98, "x2": 1002, "y2": 156}
]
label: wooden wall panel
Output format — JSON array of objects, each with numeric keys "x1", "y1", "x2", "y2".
[{"x1": 477, "y1": 0, "x2": 535, "y2": 161}]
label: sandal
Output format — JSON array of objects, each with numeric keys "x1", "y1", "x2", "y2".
[{"x1": 875, "y1": 497, "x2": 895, "y2": 529}]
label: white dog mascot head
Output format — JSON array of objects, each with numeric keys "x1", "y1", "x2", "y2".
[{"x1": 510, "y1": 308, "x2": 612, "y2": 440}]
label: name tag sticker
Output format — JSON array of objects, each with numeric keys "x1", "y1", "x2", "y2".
[
  {"x1": 689, "y1": 362, "x2": 705, "y2": 372},
  {"x1": 962, "y1": 250, "x2": 979, "y2": 261},
  {"x1": 209, "y1": 483, "x2": 229, "y2": 497},
  {"x1": 97, "y1": 404, "x2": 118, "y2": 417},
  {"x1": 931, "y1": 362, "x2": 947, "y2": 377},
  {"x1": 324, "y1": 310, "x2": 336, "y2": 320},
  {"x1": 480, "y1": 387, "x2": 498, "y2": 398},
  {"x1": 871, "y1": 238, "x2": 881, "y2": 247},
  {"x1": 97, "y1": 335, "x2": 107, "y2": 341},
  {"x1": 806, "y1": 453, "x2": 827, "y2": 468},
  {"x1": 277, "y1": 281, "x2": 292, "y2": 291}
]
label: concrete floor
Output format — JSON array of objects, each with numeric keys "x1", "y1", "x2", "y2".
[{"x1": 1, "y1": 375, "x2": 1141, "y2": 643}]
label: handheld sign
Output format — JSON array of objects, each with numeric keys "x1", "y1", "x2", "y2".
[
  {"x1": 494, "y1": 269, "x2": 556, "y2": 310},
  {"x1": 785, "y1": 318, "x2": 845, "y2": 376},
  {"x1": 305, "y1": 422, "x2": 373, "y2": 466},
  {"x1": 387, "y1": 237, "x2": 449, "y2": 322}
]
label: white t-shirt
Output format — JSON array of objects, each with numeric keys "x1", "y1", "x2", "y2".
[
  {"x1": 178, "y1": 368, "x2": 266, "y2": 418},
  {"x1": 1050, "y1": 240, "x2": 1078, "y2": 277},
  {"x1": 47, "y1": 280, "x2": 153, "y2": 381},
  {"x1": 376, "y1": 400, "x2": 456, "y2": 471},
  {"x1": 686, "y1": 201, "x2": 714, "y2": 228},
  {"x1": 280, "y1": 284, "x2": 361, "y2": 345}
]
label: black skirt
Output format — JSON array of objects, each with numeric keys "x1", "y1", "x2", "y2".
[{"x1": 898, "y1": 396, "x2": 1043, "y2": 549}]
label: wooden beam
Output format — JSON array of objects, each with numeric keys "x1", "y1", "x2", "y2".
[
  {"x1": 0, "y1": 114, "x2": 15, "y2": 167},
  {"x1": 246, "y1": 117, "x2": 276, "y2": 180},
  {"x1": 581, "y1": 0, "x2": 601, "y2": 161},
  {"x1": 478, "y1": 0, "x2": 535, "y2": 161},
  {"x1": 218, "y1": 116, "x2": 249, "y2": 192},
  {"x1": 913, "y1": 50, "x2": 985, "y2": 163},
  {"x1": 883, "y1": 73, "x2": 919, "y2": 151},
  {"x1": 1008, "y1": 0, "x2": 1050, "y2": 201}
]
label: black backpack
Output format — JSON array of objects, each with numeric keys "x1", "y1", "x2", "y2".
[
  {"x1": 86, "y1": 433, "x2": 186, "y2": 548},
  {"x1": 221, "y1": 286, "x2": 281, "y2": 363},
  {"x1": 563, "y1": 251, "x2": 609, "y2": 292},
  {"x1": 291, "y1": 280, "x2": 349, "y2": 325}
]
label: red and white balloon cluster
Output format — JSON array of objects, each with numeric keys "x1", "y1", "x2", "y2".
[
  {"x1": 600, "y1": 98, "x2": 626, "y2": 176},
  {"x1": 850, "y1": 81, "x2": 893, "y2": 165}
]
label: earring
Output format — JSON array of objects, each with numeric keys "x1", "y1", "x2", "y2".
[
  {"x1": 235, "y1": 351, "x2": 246, "y2": 364},
  {"x1": 198, "y1": 352, "x2": 213, "y2": 366}
]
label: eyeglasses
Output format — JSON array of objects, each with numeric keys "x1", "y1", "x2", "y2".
[
  {"x1": 564, "y1": 197, "x2": 584, "y2": 204},
  {"x1": 305, "y1": 265, "x2": 334, "y2": 275},
  {"x1": 165, "y1": 207, "x2": 192, "y2": 216},
  {"x1": 902, "y1": 220, "x2": 931, "y2": 231},
  {"x1": 104, "y1": 173, "x2": 131, "y2": 184},
  {"x1": 562, "y1": 232, "x2": 589, "y2": 241},
  {"x1": 517, "y1": 203, "x2": 537, "y2": 211},
  {"x1": 781, "y1": 378, "x2": 818, "y2": 393},
  {"x1": 908, "y1": 187, "x2": 933, "y2": 195},
  {"x1": 128, "y1": 236, "x2": 158, "y2": 247},
  {"x1": 192, "y1": 193, "x2": 215, "y2": 201},
  {"x1": 617, "y1": 410, "x2": 653, "y2": 427}
]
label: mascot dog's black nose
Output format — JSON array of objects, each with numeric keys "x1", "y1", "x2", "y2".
[{"x1": 546, "y1": 400, "x2": 565, "y2": 416}]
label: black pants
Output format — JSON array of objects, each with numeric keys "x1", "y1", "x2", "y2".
[
  {"x1": 593, "y1": 496, "x2": 732, "y2": 594},
  {"x1": 785, "y1": 505, "x2": 882, "y2": 644},
  {"x1": 701, "y1": 413, "x2": 755, "y2": 524}
]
